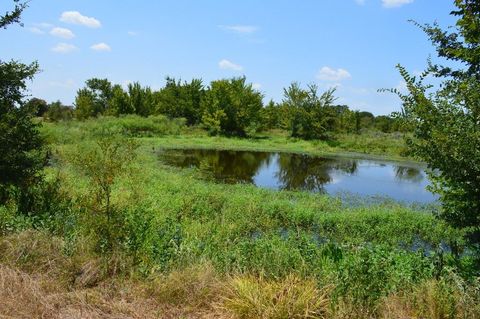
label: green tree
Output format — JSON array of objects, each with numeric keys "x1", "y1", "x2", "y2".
[
  {"x1": 201, "y1": 77, "x2": 263, "y2": 136},
  {"x1": 155, "y1": 77, "x2": 204, "y2": 125},
  {"x1": 74, "y1": 88, "x2": 97, "y2": 119},
  {"x1": 394, "y1": 0, "x2": 480, "y2": 231},
  {"x1": 128, "y1": 82, "x2": 154, "y2": 117},
  {"x1": 25, "y1": 97, "x2": 48, "y2": 117},
  {"x1": 261, "y1": 100, "x2": 281, "y2": 130},
  {"x1": 45, "y1": 100, "x2": 74, "y2": 122},
  {"x1": 71, "y1": 136, "x2": 138, "y2": 252},
  {"x1": 374, "y1": 115, "x2": 394, "y2": 133},
  {"x1": 283, "y1": 83, "x2": 337, "y2": 140},
  {"x1": 74, "y1": 78, "x2": 113, "y2": 119},
  {"x1": 108, "y1": 84, "x2": 133, "y2": 115},
  {"x1": 0, "y1": 1, "x2": 46, "y2": 207}
]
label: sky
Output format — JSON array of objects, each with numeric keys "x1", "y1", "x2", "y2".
[{"x1": 1, "y1": 0, "x2": 457, "y2": 115}]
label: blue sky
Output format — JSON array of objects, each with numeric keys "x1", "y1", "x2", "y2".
[{"x1": 1, "y1": 0, "x2": 457, "y2": 115}]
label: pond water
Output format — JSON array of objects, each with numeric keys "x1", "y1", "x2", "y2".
[{"x1": 159, "y1": 149, "x2": 437, "y2": 204}]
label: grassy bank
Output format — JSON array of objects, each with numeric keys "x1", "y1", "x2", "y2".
[
  {"x1": 41, "y1": 116, "x2": 410, "y2": 161},
  {"x1": 1, "y1": 116, "x2": 478, "y2": 318}
]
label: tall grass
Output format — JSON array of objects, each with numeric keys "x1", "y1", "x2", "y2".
[
  {"x1": 41, "y1": 114, "x2": 186, "y2": 145},
  {"x1": 220, "y1": 274, "x2": 331, "y2": 319}
]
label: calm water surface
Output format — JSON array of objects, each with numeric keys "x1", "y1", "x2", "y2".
[{"x1": 159, "y1": 149, "x2": 437, "y2": 204}]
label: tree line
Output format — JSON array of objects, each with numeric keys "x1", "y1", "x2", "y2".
[{"x1": 30, "y1": 77, "x2": 408, "y2": 139}]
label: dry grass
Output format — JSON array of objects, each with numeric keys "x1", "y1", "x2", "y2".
[
  {"x1": 0, "y1": 264, "x2": 227, "y2": 319},
  {"x1": 219, "y1": 274, "x2": 331, "y2": 319},
  {"x1": 0, "y1": 265, "x2": 154, "y2": 318},
  {"x1": 0, "y1": 230, "x2": 71, "y2": 280},
  {"x1": 380, "y1": 277, "x2": 480, "y2": 319},
  {"x1": 147, "y1": 263, "x2": 221, "y2": 310},
  {"x1": 2, "y1": 231, "x2": 480, "y2": 319}
]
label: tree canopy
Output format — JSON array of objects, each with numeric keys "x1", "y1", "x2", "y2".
[
  {"x1": 0, "y1": 1, "x2": 45, "y2": 206},
  {"x1": 395, "y1": 0, "x2": 480, "y2": 231}
]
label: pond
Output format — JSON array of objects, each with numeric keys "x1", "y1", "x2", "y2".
[{"x1": 159, "y1": 148, "x2": 437, "y2": 204}]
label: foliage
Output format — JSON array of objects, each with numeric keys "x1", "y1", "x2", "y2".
[
  {"x1": 0, "y1": 4, "x2": 45, "y2": 207},
  {"x1": 69, "y1": 136, "x2": 138, "y2": 252},
  {"x1": 74, "y1": 78, "x2": 113, "y2": 119},
  {"x1": 155, "y1": 77, "x2": 204, "y2": 125},
  {"x1": 25, "y1": 97, "x2": 48, "y2": 117},
  {"x1": 108, "y1": 84, "x2": 133, "y2": 115},
  {"x1": 72, "y1": 75, "x2": 409, "y2": 140},
  {"x1": 393, "y1": 0, "x2": 480, "y2": 231},
  {"x1": 201, "y1": 77, "x2": 263, "y2": 136},
  {"x1": 127, "y1": 81, "x2": 155, "y2": 117},
  {"x1": 44, "y1": 100, "x2": 74, "y2": 122},
  {"x1": 0, "y1": 0, "x2": 28, "y2": 29},
  {"x1": 282, "y1": 83, "x2": 338, "y2": 140},
  {"x1": 74, "y1": 88, "x2": 97, "y2": 119},
  {"x1": 1, "y1": 122, "x2": 476, "y2": 315}
]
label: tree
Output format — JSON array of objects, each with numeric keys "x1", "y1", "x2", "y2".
[
  {"x1": 283, "y1": 83, "x2": 337, "y2": 140},
  {"x1": 71, "y1": 136, "x2": 138, "y2": 252},
  {"x1": 25, "y1": 97, "x2": 48, "y2": 117},
  {"x1": 0, "y1": 1, "x2": 45, "y2": 206},
  {"x1": 201, "y1": 77, "x2": 263, "y2": 136},
  {"x1": 108, "y1": 84, "x2": 133, "y2": 115},
  {"x1": 45, "y1": 100, "x2": 74, "y2": 122},
  {"x1": 74, "y1": 88, "x2": 97, "y2": 119},
  {"x1": 155, "y1": 77, "x2": 204, "y2": 125},
  {"x1": 128, "y1": 82, "x2": 154, "y2": 117},
  {"x1": 394, "y1": 0, "x2": 480, "y2": 231},
  {"x1": 74, "y1": 78, "x2": 113, "y2": 119}
]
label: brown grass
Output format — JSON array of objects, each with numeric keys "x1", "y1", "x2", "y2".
[
  {"x1": 219, "y1": 274, "x2": 332, "y2": 319},
  {"x1": 2, "y1": 231, "x2": 480, "y2": 319},
  {"x1": 0, "y1": 265, "x2": 227, "y2": 319},
  {"x1": 380, "y1": 277, "x2": 480, "y2": 319}
]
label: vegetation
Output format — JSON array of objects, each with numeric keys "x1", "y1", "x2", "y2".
[
  {"x1": 394, "y1": 0, "x2": 480, "y2": 233},
  {"x1": 0, "y1": 116, "x2": 475, "y2": 318},
  {"x1": 283, "y1": 83, "x2": 337, "y2": 140},
  {"x1": 1, "y1": 0, "x2": 480, "y2": 318},
  {"x1": 42, "y1": 75, "x2": 408, "y2": 139},
  {"x1": 0, "y1": 1, "x2": 46, "y2": 212}
]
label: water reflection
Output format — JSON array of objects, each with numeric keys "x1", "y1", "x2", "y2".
[
  {"x1": 159, "y1": 149, "x2": 436, "y2": 203},
  {"x1": 394, "y1": 166, "x2": 423, "y2": 183},
  {"x1": 275, "y1": 154, "x2": 358, "y2": 193}
]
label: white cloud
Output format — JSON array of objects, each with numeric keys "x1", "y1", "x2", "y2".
[
  {"x1": 382, "y1": 0, "x2": 414, "y2": 8},
  {"x1": 51, "y1": 43, "x2": 77, "y2": 54},
  {"x1": 28, "y1": 27, "x2": 45, "y2": 35},
  {"x1": 60, "y1": 11, "x2": 101, "y2": 28},
  {"x1": 50, "y1": 27, "x2": 75, "y2": 39},
  {"x1": 34, "y1": 22, "x2": 54, "y2": 29},
  {"x1": 219, "y1": 25, "x2": 258, "y2": 34},
  {"x1": 219, "y1": 59, "x2": 243, "y2": 71},
  {"x1": 252, "y1": 83, "x2": 262, "y2": 90},
  {"x1": 316, "y1": 67, "x2": 351, "y2": 82},
  {"x1": 355, "y1": 0, "x2": 366, "y2": 5},
  {"x1": 127, "y1": 31, "x2": 138, "y2": 36},
  {"x1": 90, "y1": 42, "x2": 111, "y2": 52}
]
